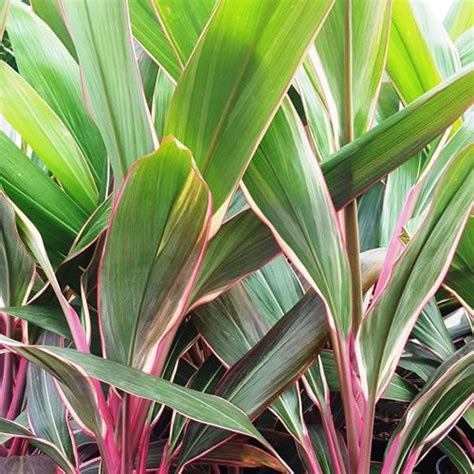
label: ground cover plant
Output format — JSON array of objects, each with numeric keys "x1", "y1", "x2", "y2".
[{"x1": 0, "y1": 0, "x2": 472, "y2": 472}]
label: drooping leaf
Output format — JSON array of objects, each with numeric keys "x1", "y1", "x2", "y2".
[
  {"x1": 0, "y1": 305, "x2": 70, "y2": 339},
  {"x1": 0, "y1": 193, "x2": 34, "y2": 306},
  {"x1": 243, "y1": 97, "x2": 351, "y2": 336},
  {"x1": 61, "y1": 0, "x2": 156, "y2": 183},
  {"x1": 0, "y1": 336, "x2": 269, "y2": 449},
  {"x1": 357, "y1": 143, "x2": 472, "y2": 401},
  {"x1": 99, "y1": 138, "x2": 211, "y2": 371},
  {"x1": 165, "y1": 0, "x2": 334, "y2": 225},
  {"x1": 0, "y1": 61, "x2": 98, "y2": 212},
  {"x1": 26, "y1": 332, "x2": 74, "y2": 464},
  {"x1": 0, "y1": 418, "x2": 75, "y2": 474},
  {"x1": 322, "y1": 66, "x2": 473, "y2": 209},
  {"x1": 7, "y1": 1, "x2": 106, "y2": 186},
  {"x1": 383, "y1": 343, "x2": 473, "y2": 473},
  {"x1": 180, "y1": 291, "x2": 328, "y2": 466},
  {"x1": 190, "y1": 209, "x2": 280, "y2": 308}
]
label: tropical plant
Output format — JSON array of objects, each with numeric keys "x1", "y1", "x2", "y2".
[{"x1": 0, "y1": 0, "x2": 472, "y2": 473}]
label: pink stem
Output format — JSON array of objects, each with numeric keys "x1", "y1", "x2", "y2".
[
  {"x1": 357, "y1": 395, "x2": 376, "y2": 474},
  {"x1": 321, "y1": 408, "x2": 346, "y2": 474},
  {"x1": 0, "y1": 313, "x2": 13, "y2": 417},
  {"x1": 6, "y1": 357, "x2": 27, "y2": 420},
  {"x1": 301, "y1": 429, "x2": 323, "y2": 474}
]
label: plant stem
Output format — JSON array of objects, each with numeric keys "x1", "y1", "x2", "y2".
[
  {"x1": 358, "y1": 396, "x2": 376, "y2": 474},
  {"x1": 120, "y1": 395, "x2": 133, "y2": 474},
  {"x1": 344, "y1": 201, "x2": 364, "y2": 329},
  {"x1": 321, "y1": 408, "x2": 346, "y2": 474},
  {"x1": 0, "y1": 313, "x2": 13, "y2": 418}
]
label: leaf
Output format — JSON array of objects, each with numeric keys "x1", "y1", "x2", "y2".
[
  {"x1": 243, "y1": 97, "x2": 351, "y2": 336},
  {"x1": 322, "y1": 66, "x2": 473, "y2": 209},
  {"x1": 61, "y1": 0, "x2": 156, "y2": 183},
  {"x1": 0, "y1": 455, "x2": 58, "y2": 473},
  {"x1": 358, "y1": 184, "x2": 384, "y2": 251},
  {"x1": 0, "y1": 0, "x2": 8, "y2": 39},
  {"x1": 190, "y1": 209, "x2": 280, "y2": 308},
  {"x1": 99, "y1": 138, "x2": 211, "y2": 371},
  {"x1": 0, "y1": 417, "x2": 75, "y2": 473},
  {"x1": 0, "y1": 336, "x2": 269, "y2": 449},
  {"x1": 313, "y1": 0, "x2": 392, "y2": 139},
  {"x1": 129, "y1": 0, "x2": 182, "y2": 81},
  {"x1": 194, "y1": 257, "x2": 307, "y2": 440},
  {"x1": 383, "y1": 343, "x2": 473, "y2": 473},
  {"x1": 0, "y1": 306, "x2": 70, "y2": 339},
  {"x1": 151, "y1": 0, "x2": 216, "y2": 65},
  {"x1": 357, "y1": 143, "x2": 472, "y2": 401},
  {"x1": 0, "y1": 193, "x2": 34, "y2": 306},
  {"x1": 165, "y1": 0, "x2": 334, "y2": 225},
  {"x1": 439, "y1": 436, "x2": 474, "y2": 474},
  {"x1": 30, "y1": 0, "x2": 76, "y2": 57},
  {"x1": 26, "y1": 332, "x2": 74, "y2": 464},
  {"x1": 152, "y1": 68, "x2": 175, "y2": 141},
  {"x1": 7, "y1": 1, "x2": 106, "y2": 185},
  {"x1": 180, "y1": 291, "x2": 328, "y2": 466},
  {"x1": 0, "y1": 133, "x2": 86, "y2": 262},
  {"x1": 444, "y1": 0, "x2": 474, "y2": 41},
  {"x1": 0, "y1": 61, "x2": 98, "y2": 212},
  {"x1": 412, "y1": 299, "x2": 456, "y2": 361}
]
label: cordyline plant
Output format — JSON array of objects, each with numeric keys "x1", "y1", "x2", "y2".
[{"x1": 0, "y1": 0, "x2": 472, "y2": 472}]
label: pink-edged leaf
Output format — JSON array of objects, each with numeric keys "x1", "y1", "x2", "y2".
[
  {"x1": 99, "y1": 137, "x2": 211, "y2": 372},
  {"x1": 0, "y1": 336, "x2": 270, "y2": 449},
  {"x1": 0, "y1": 418, "x2": 74, "y2": 473},
  {"x1": 243, "y1": 97, "x2": 351, "y2": 337},
  {"x1": 357, "y1": 143, "x2": 473, "y2": 402},
  {"x1": 190, "y1": 209, "x2": 281, "y2": 309},
  {"x1": 383, "y1": 343, "x2": 473, "y2": 474}
]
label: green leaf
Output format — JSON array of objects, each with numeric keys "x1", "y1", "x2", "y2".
[
  {"x1": 129, "y1": 0, "x2": 182, "y2": 81},
  {"x1": 455, "y1": 27, "x2": 474, "y2": 67},
  {"x1": 384, "y1": 343, "x2": 473, "y2": 473},
  {"x1": 313, "y1": 0, "x2": 391, "y2": 139},
  {"x1": 0, "y1": 305, "x2": 70, "y2": 339},
  {"x1": 0, "y1": 335, "x2": 268, "y2": 449},
  {"x1": 30, "y1": 0, "x2": 76, "y2": 57},
  {"x1": 357, "y1": 143, "x2": 472, "y2": 401},
  {"x1": 0, "y1": 193, "x2": 34, "y2": 306},
  {"x1": 165, "y1": 0, "x2": 333, "y2": 225},
  {"x1": 7, "y1": 1, "x2": 106, "y2": 186},
  {"x1": 322, "y1": 66, "x2": 473, "y2": 209},
  {"x1": 180, "y1": 291, "x2": 328, "y2": 466},
  {"x1": 439, "y1": 436, "x2": 474, "y2": 474},
  {"x1": 0, "y1": 0, "x2": 8, "y2": 39},
  {"x1": 191, "y1": 209, "x2": 280, "y2": 308},
  {"x1": 151, "y1": 0, "x2": 216, "y2": 66},
  {"x1": 26, "y1": 332, "x2": 75, "y2": 464},
  {"x1": 99, "y1": 138, "x2": 211, "y2": 370},
  {"x1": 61, "y1": 0, "x2": 156, "y2": 183},
  {"x1": 0, "y1": 133, "x2": 85, "y2": 262},
  {"x1": 243, "y1": 98, "x2": 351, "y2": 336},
  {"x1": 152, "y1": 68, "x2": 175, "y2": 141},
  {"x1": 0, "y1": 61, "x2": 98, "y2": 212}
]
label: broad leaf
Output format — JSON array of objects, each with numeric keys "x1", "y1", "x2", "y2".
[
  {"x1": 99, "y1": 138, "x2": 211, "y2": 371},
  {"x1": 243, "y1": 98, "x2": 351, "y2": 336},
  {"x1": 61, "y1": 0, "x2": 156, "y2": 183},
  {"x1": 0, "y1": 62, "x2": 98, "y2": 212},
  {"x1": 165, "y1": 0, "x2": 333, "y2": 225},
  {"x1": 357, "y1": 143, "x2": 472, "y2": 401}
]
